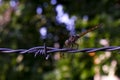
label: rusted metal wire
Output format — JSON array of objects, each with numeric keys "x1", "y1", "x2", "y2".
[{"x1": 0, "y1": 44, "x2": 120, "y2": 59}]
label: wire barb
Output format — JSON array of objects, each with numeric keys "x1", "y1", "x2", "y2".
[{"x1": 0, "y1": 46, "x2": 120, "y2": 59}]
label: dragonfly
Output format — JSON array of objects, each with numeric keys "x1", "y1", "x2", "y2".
[{"x1": 64, "y1": 24, "x2": 103, "y2": 48}]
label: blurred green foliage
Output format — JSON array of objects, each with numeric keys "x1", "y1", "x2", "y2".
[{"x1": 0, "y1": 0, "x2": 120, "y2": 80}]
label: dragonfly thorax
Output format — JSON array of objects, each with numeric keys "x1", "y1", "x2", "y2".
[{"x1": 65, "y1": 35, "x2": 79, "y2": 47}]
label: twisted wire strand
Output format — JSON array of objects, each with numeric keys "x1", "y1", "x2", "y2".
[
  {"x1": 0, "y1": 46, "x2": 120, "y2": 55},
  {"x1": 0, "y1": 45, "x2": 120, "y2": 60}
]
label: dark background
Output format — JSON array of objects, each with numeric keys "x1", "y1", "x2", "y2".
[{"x1": 0, "y1": 0, "x2": 120, "y2": 80}]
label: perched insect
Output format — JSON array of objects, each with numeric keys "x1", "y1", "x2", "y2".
[{"x1": 65, "y1": 24, "x2": 103, "y2": 48}]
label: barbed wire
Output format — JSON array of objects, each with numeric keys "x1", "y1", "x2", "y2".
[{"x1": 0, "y1": 43, "x2": 120, "y2": 59}]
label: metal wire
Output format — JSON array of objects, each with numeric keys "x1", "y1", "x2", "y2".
[{"x1": 0, "y1": 44, "x2": 120, "y2": 59}]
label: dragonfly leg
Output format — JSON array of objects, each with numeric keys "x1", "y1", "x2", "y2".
[
  {"x1": 71, "y1": 43, "x2": 79, "y2": 49},
  {"x1": 65, "y1": 43, "x2": 79, "y2": 49},
  {"x1": 75, "y1": 43, "x2": 79, "y2": 49}
]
